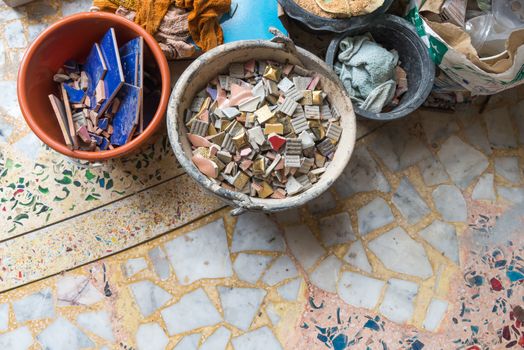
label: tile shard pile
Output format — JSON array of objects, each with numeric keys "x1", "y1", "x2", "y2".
[
  {"x1": 185, "y1": 60, "x2": 343, "y2": 199},
  {"x1": 185, "y1": 60, "x2": 342, "y2": 199}
]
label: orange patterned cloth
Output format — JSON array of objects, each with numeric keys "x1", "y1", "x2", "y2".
[
  {"x1": 174, "y1": 0, "x2": 231, "y2": 52},
  {"x1": 92, "y1": 0, "x2": 231, "y2": 52}
]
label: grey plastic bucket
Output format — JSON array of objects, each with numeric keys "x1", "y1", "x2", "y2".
[
  {"x1": 325, "y1": 15, "x2": 435, "y2": 120},
  {"x1": 167, "y1": 34, "x2": 357, "y2": 215}
]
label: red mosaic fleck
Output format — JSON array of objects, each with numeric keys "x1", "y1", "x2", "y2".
[{"x1": 490, "y1": 277, "x2": 503, "y2": 291}]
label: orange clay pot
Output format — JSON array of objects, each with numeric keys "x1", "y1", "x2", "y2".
[{"x1": 17, "y1": 12, "x2": 170, "y2": 161}]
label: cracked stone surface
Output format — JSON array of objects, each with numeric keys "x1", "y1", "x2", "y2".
[
  {"x1": 129, "y1": 281, "x2": 172, "y2": 317},
  {"x1": 319, "y1": 212, "x2": 356, "y2": 246},
  {"x1": 232, "y1": 213, "x2": 285, "y2": 252},
  {"x1": 262, "y1": 256, "x2": 298, "y2": 286},
  {"x1": 218, "y1": 287, "x2": 266, "y2": 331},
  {"x1": 343, "y1": 240, "x2": 372, "y2": 273},
  {"x1": 417, "y1": 155, "x2": 450, "y2": 186},
  {"x1": 368, "y1": 227, "x2": 433, "y2": 279},
  {"x1": 422, "y1": 114, "x2": 460, "y2": 146},
  {"x1": 338, "y1": 272, "x2": 385, "y2": 309},
  {"x1": 369, "y1": 124, "x2": 432, "y2": 172},
  {"x1": 13, "y1": 288, "x2": 54, "y2": 323},
  {"x1": 136, "y1": 323, "x2": 169, "y2": 350},
  {"x1": 419, "y1": 220, "x2": 460, "y2": 264},
  {"x1": 161, "y1": 288, "x2": 222, "y2": 335},
  {"x1": 277, "y1": 278, "x2": 302, "y2": 301},
  {"x1": 379, "y1": 279, "x2": 419, "y2": 324},
  {"x1": 438, "y1": 135, "x2": 489, "y2": 190},
  {"x1": 472, "y1": 173, "x2": 496, "y2": 201},
  {"x1": 284, "y1": 225, "x2": 325, "y2": 270},
  {"x1": 165, "y1": 219, "x2": 233, "y2": 285},
  {"x1": 423, "y1": 299, "x2": 449, "y2": 332},
  {"x1": 498, "y1": 186, "x2": 524, "y2": 203},
  {"x1": 0, "y1": 7, "x2": 523, "y2": 349},
  {"x1": 310, "y1": 255, "x2": 342, "y2": 293},
  {"x1": 484, "y1": 108, "x2": 517, "y2": 149},
  {"x1": 334, "y1": 147, "x2": 390, "y2": 197},
  {"x1": 495, "y1": 157, "x2": 521, "y2": 184},
  {"x1": 463, "y1": 121, "x2": 492, "y2": 155},
  {"x1": 307, "y1": 191, "x2": 337, "y2": 215},
  {"x1": 392, "y1": 177, "x2": 430, "y2": 225},
  {"x1": 233, "y1": 254, "x2": 273, "y2": 284},
  {"x1": 357, "y1": 197, "x2": 395, "y2": 236},
  {"x1": 433, "y1": 185, "x2": 468, "y2": 222}
]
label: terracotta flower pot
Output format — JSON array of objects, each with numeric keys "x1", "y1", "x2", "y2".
[{"x1": 17, "y1": 12, "x2": 170, "y2": 161}]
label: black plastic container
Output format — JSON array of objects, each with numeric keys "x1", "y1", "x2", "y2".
[
  {"x1": 278, "y1": 0, "x2": 394, "y2": 33},
  {"x1": 325, "y1": 15, "x2": 435, "y2": 120}
]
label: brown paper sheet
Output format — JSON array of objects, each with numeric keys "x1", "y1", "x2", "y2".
[{"x1": 425, "y1": 18, "x2": 524, "y2": 74}]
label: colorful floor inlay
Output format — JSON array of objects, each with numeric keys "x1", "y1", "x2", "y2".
[{"x1": 1, "y1": 0, "x2": 524, "y2": 349}]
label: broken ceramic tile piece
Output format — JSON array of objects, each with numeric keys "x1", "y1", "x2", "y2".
[
  {"x1": 264, "y1": 124, "x2": 284, "y2": 135},
  {"x1": 255, "y1": 105, "x2": 274, "y2": 124},
  {"x1": 285, "y1": 155, "x2": 301, "y2": 168},
  {"x1": 291, "y1": 115, "x2": 309, "y2": 134},
  {"x1": 326, "y1": 123, "x2": 343, "y2": 143},
  {"x1": 190, "y1": 120, "x2": 209, "y2": 137},
  {"x1": 278, "y1": 77, "x2": 294, "y2": 92}
]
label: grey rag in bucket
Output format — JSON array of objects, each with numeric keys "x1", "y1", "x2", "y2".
[{"x1": 334, "y1": 34, "x2": 398, "y2": 113}]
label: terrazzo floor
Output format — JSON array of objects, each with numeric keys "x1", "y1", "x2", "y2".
[{"x1": 1, "y1": 1, "x2": 524, "y2": 349}]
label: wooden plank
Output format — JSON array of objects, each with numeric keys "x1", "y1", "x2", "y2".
[{"x1": 48, "y1": 94, "x2": 73, "y2": 149}]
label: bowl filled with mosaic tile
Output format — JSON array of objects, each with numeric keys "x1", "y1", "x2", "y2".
[
  {"x1": 168, "y1": 38, "x2": 357, "y2": 214},
  {"x1": 18, "y1": 12, "x2": 170, "y2": 161}
]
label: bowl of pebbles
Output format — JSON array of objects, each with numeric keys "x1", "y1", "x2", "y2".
[{"x1": 167, "y1": 32, "x2": 357, "y2": 214}]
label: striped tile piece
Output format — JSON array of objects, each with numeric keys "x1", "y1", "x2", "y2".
[
  {"x1": 285, "y1": 87, "x2": 304, "y2": 102},
  {"x1": 278, "y1": 98, "x2": 299, "y2": 116},
  {"x1": 190, "y1": 97, "x2": 205, "y2": 112},
  {"x1": 320, "y1": 104, "x2": 332, "y2": 120},
  {"x1": 326, "y1": 123, "x2": 343, "y2": 143},
  {"x1": 293, "y1": 105, "x2": 305, "y2": 119},
  {"x1": 221, "y1": 133, "x2": 236, "y2": 153},
  {"x1": 305, "y1": 106, "x2": 320, "y2": 120},
  {"x1": 317, "y1": 138, "x2": 335, "y2": 156},
  {"x1": 285, "y1": 138, "x2": 302, "y2": 155},
  {"x1": 291, "y1": 115, "x2": 309, "y2": 134},
  {"x1": 296, "y1": 174, "x2": 313, "y2": 191},
  {"x1": 190, "y1": 119, "x2": 209, "y2": 137},
  {"x1": 331, "y1": 106, "x2": 341, "y2": 121},
  {"x1": 299, "y1": 157, "x2": 315, "y2": 174},
  {"x1": 285, "y1": 155, "x2": 301, "y2": 168}
]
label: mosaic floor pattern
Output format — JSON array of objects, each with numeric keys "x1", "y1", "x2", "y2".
[{"x1": 1, "y1": 0, "x2": 524, "y2": 349}]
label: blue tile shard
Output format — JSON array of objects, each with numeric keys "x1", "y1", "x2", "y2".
[
  {"x1": 97, "y1": 28, "x2": 125, "y2": 117},
  {"x1": 63, "y1": 84, "x2": 85, "y2": 104},
  {"x1": 120, "y1": 52, "x2": 138, "y2": 86},
  {"x1": 84, "y1": 43, "x2": 107, "y2": 108},
  {"x1": 110, "y1": 83, "x2": 141, "y2": 146},
  {"x1": 119, "y1": 37, "x2": 144, "y2": 130}
]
